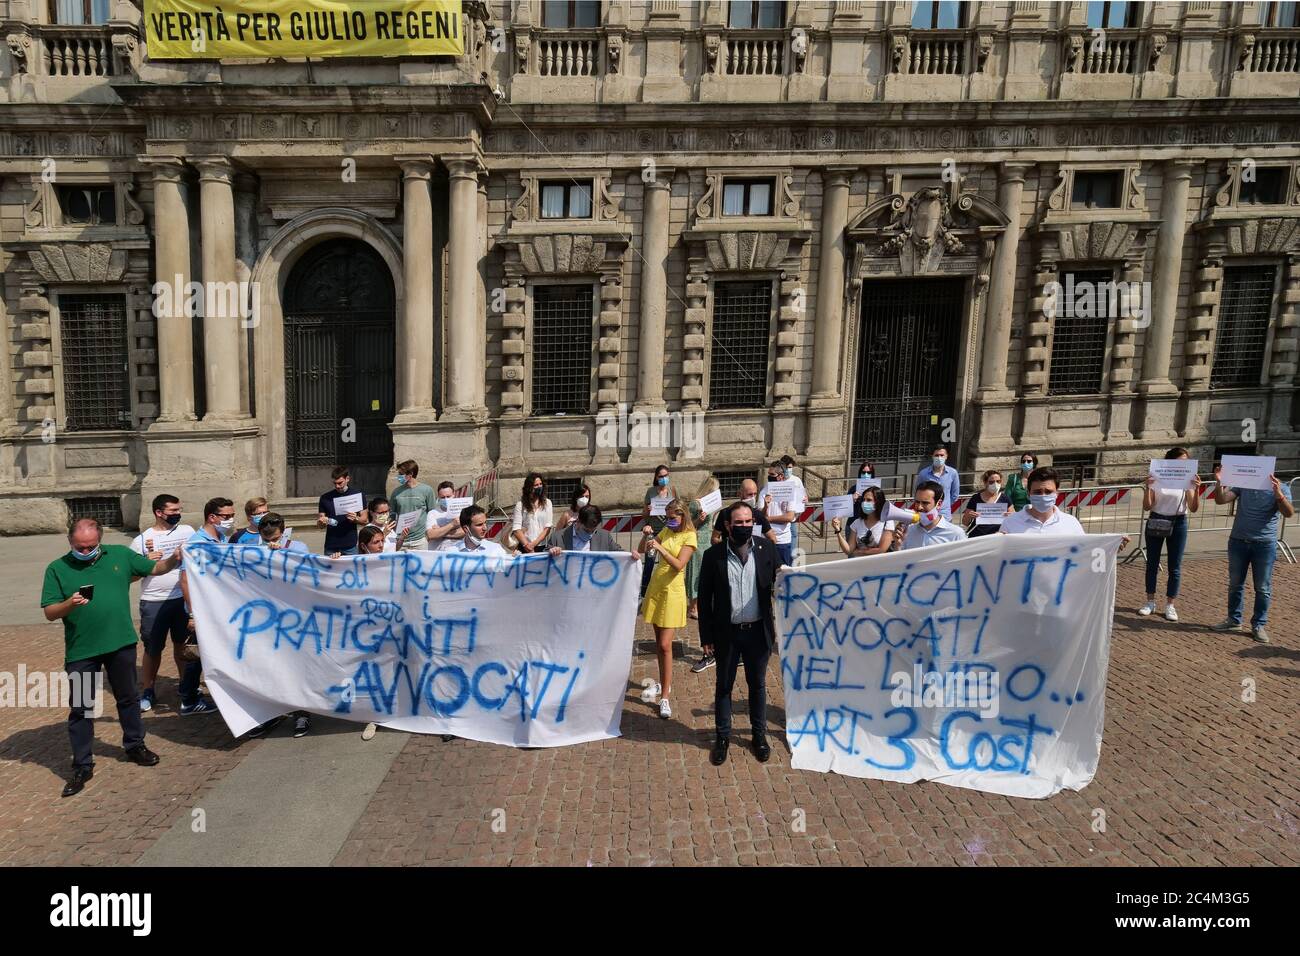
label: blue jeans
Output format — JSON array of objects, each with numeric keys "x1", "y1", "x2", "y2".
[
  {"x1": 776, "y1": 543, "x2": 793, "y2": 567},
  {"x1": 1144, "y1": 514, "x2": 1188, "y2": 599},
  {"x1": 1227, "y1": 537, "x2": 1277, "y2": 628}
]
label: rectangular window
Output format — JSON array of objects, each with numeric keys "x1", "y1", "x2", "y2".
[
  {"x1": 65, "y1": 496, "x2": 124, "y2": 530},
  {"x1": 547, "y1": 477, "x2": 582, "y2": 510},
  {"x1": 1071, "y1": 171, "x2": 1123, "y2": 209},
  {"x1": 542, "y1": 0, "x2": 600, "y2": 28},
  {"x1": 721, "y1": 178, "x2": 774, "y2": 216},
  {"x1": 1051, "y1": 454, "x2": 1098, "y2": 485},
  {"x1": 1086, "y1": 1, "x2": 1139, "y2": 29},
  {"x1": 1211, "y1": 265, "x2": 1276, "y2": 388},
  {"x1": 532, "y1": 285, "x2": 593, "y2": 416},
  {"x1": 716, "y1": 470, "x2": 758, "y2": 500},
  {"x1": 1048, "y1": 269, "x2": 1113, "y2": 397},
  {"x1": 709, "y1": 281, "x2": 772, "y2": 409},
  {"x1": 912, "y1": 1, "x2": 968, "y2": 29},
  {"x1": 51, "y1": 0, "x2": 111, "y2": 25},
  {"x1": 1238, "y1": 167, "x2": 1288, "y2": 206},
  {"x1": 58, "y1": 293, "x2": 131, "y2": 431},
  {"x1": 56, "y1": 185, "x2": 116, "y2": 226},
  {"x1": 539, "y1": 180, "x2": 593, "y2": 219},
  {"x1": 728, "y1": 1, "x2": 786, "y2": 29},
  {"x1": 1261, "y1": 2, "x2": 1299, "y2": 27}
]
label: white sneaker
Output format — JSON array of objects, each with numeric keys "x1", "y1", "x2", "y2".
[
  {"x1": 361, "y1": 722, "x2": 377, "y2": 740},
  {"x1": 639, "y1": 680, "x2": 661, "y2": 703},
  {"x1": 658, "y1": 697, "x2": 672, "y2": 719},
  {"x1": 1164, "y1": 605, "x2": 1179, "y2": 622},
  {"x1": 1138, "y1": 601, "x2": 1156, "y2": 616}
]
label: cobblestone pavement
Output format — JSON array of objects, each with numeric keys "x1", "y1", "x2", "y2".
[{"x1": 3, "y1": 559, "x2": 1297, "y2": 866}]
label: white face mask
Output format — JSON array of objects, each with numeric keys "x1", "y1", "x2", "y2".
[
  {"x1": 217, "y1": 518, "x2": 235, "y2": 531},
  {"x1": 987, "y1": 482, "x2": 1001, "y2": 494},
  {"x1": 743, "y1": 496, "x2": 757, "y2": 506},
  {"x1": 576, "y1": 496, "x2": 590, "y2": 508}
]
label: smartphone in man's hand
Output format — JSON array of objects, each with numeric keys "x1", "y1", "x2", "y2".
[{"x1": 77, "y1": 585, "x2": 94, "y2": 602}]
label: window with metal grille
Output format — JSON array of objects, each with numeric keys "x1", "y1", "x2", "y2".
[
  {"x1": 721, "y1": 178, "x2": 774, "y2": 216},
  {"x1": 546, "y1": 477, "x2": 583, "y2": 510},
  {"x1": 1212, "y1": 265, "x2": 1276, "y2": 388},
  {"x1": 1048, "y1": 269, "x2": 1112, "y2": 396},
  {"x1": 1051, "y1": 454, "x2": 1097, "y2": 485},
  {"x1": 532, "y1": 285, "x2": 593, "y2": 416},
  {"x1": 1071, "y1": 171, "x2": 1123, "y2": 209},
  {"x1": 56, "y1": 185, "x2": 116, "y2": 226},
  {"x1": 58, "y1": 294, "x2": 131, "y2": 431},
  {"x1": 709, "y1": 281, "x2": 772, "y2": 409},
  {"x1": 1086, "y1": 1, "x2": 1140, "y2": 28},
  {"x1": 539, "y1": 180, "x2": 593, "y2": 219},
  {"x1": 715, "y1": 470, "x2": 758, "y2": 499},
  {"x1": 66, "y1": 496, "x2": 123, "y2": 530},
  {"x1": 728, "y1": 1, "x2": 786, "y2": 28},
  {"x1": 1239, "y1": 167, "x2": 1288, "y2": 206},
  {"x1": 912, "y1": 0, "x2": 969, "y2": 28},
  {"x1": 542, "y1": 0, "x2": 600, "y2": 27}
]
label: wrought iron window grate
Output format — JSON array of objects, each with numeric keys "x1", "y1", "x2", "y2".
[
  {"x1": 66, "y1": 496, "x2": 123, "y2": 530},
  {"x1": 1048, "y1": 269, "x2": 1112, "y2": 396},
  {"x1": 546, "y1": 477, "x2": 582, "y2": 511},
  {"x1": 715, "y1": 470, "x2": 759, "y2": 500},
  {"x1": 532, "y1": 285, "x2": 594, "y2": 416},
  {"x1": 709, "y1": 281, "x2": 772, "y2": 410},
  {"x1": 1212, "y1": 266, "x2": 1275, "y2": 388},
  {"x1": 1051, "y1": 454, "x2": 1098, "y2": 485},
  {"x1": 58, "y1": 294, "x2": 131, "y2": 431}
]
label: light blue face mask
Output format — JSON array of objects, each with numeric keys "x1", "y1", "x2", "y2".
[
  {"x1": 396, "y1": 475, "x2": 408, "y2": 486},
  {"x1": 1021, "y1": 462, "x2": 1033, "y2": 471},
  {"x1": 861, "y1": 501, "x2": 875, "y2": 516},
  {"x1": 252, "y1": 513, "x2": 265, "y2": 526},
  {"x1": 932, "y1": 457, "x2": 946, "y2": 470},
  {"x1": 656, "y1": 476, "x2": 669, "y2": 487},
  {"x1": 70, "y1": 547, "x2": 99, "y2": 562},
  {"x1": 1030, "y1": 493, "x2": 1057, "y2": 511}
]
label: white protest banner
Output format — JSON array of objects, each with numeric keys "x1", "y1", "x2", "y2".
[
  {"x1": 394, "y1": 510, "x2": 420, "y2": 535},
  {"x1": 698, "y1": 489, "x2": 724, "y2": 514},
  {"x1": 976, "y1": 502, "x2": 1008, "y2": 526},
  {"x1": 183, "y1": 542, "x2": 641, "y2": 747},
  {"x1": 1149, "y1": 458, "x2": 1198, "y2": 491},
  {"x1": 776, "y1": 533, "x2": 1120, "y2": 799},
  {"x1": 1218, "y1": 455, "x2": 1275, "y2": 492},
  {"x1": 332, "y1": 492, "x2": 365, "y2": 516},
  {"x1": 823, "y1": 494, "x2": 856, "y2": 520},
  {"x1": 648, "y1": 496, "x2": 669, "y2": 516},
  {"x1": 856, "y1": 477, "x2": 881, "y2": 494}
]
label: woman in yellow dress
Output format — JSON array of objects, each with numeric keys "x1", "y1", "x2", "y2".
[{"x1": 634, "y1": 497, "x2": 696, "y2": 720}]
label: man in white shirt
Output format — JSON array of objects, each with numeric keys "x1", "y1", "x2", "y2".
[
  {"x1": 999, "y1": 466, "x2": 1086, "y2": 535},
  {"x1": 900, "y1": 481, "x2": 967, "y2": 549},
  {"x1": 426, "y1": 480, "x2": 467, "y2": 552},
  {"x1": 452, "y1": 506, "x2": 509, "y2": 558},
  {"x1": 130, "y1": 494, "x2": 200, "y2": 713},
  {"x1": 759, "y1": 460, "x2": 804, "y2": 566}
]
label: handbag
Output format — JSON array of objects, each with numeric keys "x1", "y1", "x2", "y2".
[{"x1": 1146, "y1": 515, "x2": 1175, "y2": 538}]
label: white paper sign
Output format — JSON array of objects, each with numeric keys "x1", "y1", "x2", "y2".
[
  {"x1": 765, "y1": 479, "x2": 798, "y2": 500},
  {"x1": 976, "y1": 502, "x2": 1008, "y2": 526},
  {"x1": 777, "y1": 533, "x2": 1120, "y2": 799},
  {"x1": 1218, "y1": 455, "x2": 1275, "y2": 493},
  {"x1": 394, "y1": 510, "x2": 420, "y2": 535},
  {"x1": 698, "y1": 489, "x2": 724, "y2": 514},
  {"x1": 1149, "y1": 458, "x2": 1198, "y2": 491},
  {"x1": 183, "y1": 542, "x2": 641, "y2": 747},
  {"x1": 332, "y1": 492, "x2": 365, "y2": 517},
  {"x1": 823, "y1": 494, "x2": 856, "y2": 520},
  {"x1": 648, "y1": 496, "x2": 669, "y2": 516},
  {"x1": 856, "y1": 477, "x2": 881, "y2": 494}
]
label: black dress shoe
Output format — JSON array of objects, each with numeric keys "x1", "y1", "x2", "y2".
[
  {"x1": 124, "y1": 745, "x2": 160, "y2": 767},
  {"x1": 710, "y1": 736, "x2": 730, "y2": 766},
  {"x1": 62, "y1": 767, "x2": 93, "y2": 798},
  {"x1": 751, "y1": 735, "x2": 771, "y2": 763}
]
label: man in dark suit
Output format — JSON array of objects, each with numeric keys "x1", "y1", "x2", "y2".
[
  {"x1": 697, "y1": 501, "x2": 781, "y2": 766},
  {"x1": 546, "y1": 504, "x2": 624, "y2": 553}
]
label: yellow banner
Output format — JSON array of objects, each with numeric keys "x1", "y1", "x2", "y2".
[{"x1": 143, "y1": 0, "x2": 463, "y2": 59}]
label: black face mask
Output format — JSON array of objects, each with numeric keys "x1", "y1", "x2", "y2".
[
  {"x1": 729, "y1": 525, "x2": 752, "y2": 546},
  {"x1": 533, "y1": 486, "x2": 545, "y2": 498},
  {"x1": 163, "y1": 513, "x2": 182, "y2": 527}
]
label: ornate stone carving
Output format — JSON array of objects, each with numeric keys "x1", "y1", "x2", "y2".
[
  {"x1": 607, "y1": 33, "x2": 622, "y2": 74},
  {"x1": 27, "y1": 243, "x2": 129, "y2": 283},
  {"x1": 889, "y1": 33, "x2": 907, "y2": 73},
  {"x1": 977, "y1": 33, "x2": 993, "y2": 72},
  {"x1": 123, "y1": 180, "x2": 146, "y2": 226},
  {"x1": 515, "y1": 31, "x2": 530, "y2": 74},
  {"x1": 1047, "y1": 167, "x2": 1070, "y2": 211},
  {"x1": 791, "y1": 27, "x2": 808, "y2": 74},
  {"x1": 1127, "y1": 164, "x2": 1145, "y2": 210},
  {"x1": 1064, "y1": 33, "x2": 1083, "y2": 73},
  {"x1": 695, "y1": 174, "x2": 719, "y2": 219},
  {"x1": 6, "y1": 32, "x2": 30, "y2": 74},
  {"x1": 111, "y1": 30, "x2": 139, "y2": 76},
  {"x1": 1147, "y1": 33, "x2": 1166, "y2": 72},
  {"x1": 704, "y1": 34, "x2": 720, "y2": 73},
  {"x1": 511, "y1": 176, "x2": 534, "y2": 224},
  {"x1": 1236, "y1": 34, "x2": 1255, "y2": 72},
  {"x1": 24, "y1": 183, "x2": 44, "y2": 229},
  {"x1": 595, "y1": 176, "x2": 620, "y2": 221}
]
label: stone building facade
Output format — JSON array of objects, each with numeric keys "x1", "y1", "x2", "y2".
[{"x1": 1, "y1": 0, "x2": 1299, "y2": 531}]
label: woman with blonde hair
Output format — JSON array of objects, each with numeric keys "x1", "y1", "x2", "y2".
[{"x1": 633, "y1": 497, "x2": 696, "y2": 720}]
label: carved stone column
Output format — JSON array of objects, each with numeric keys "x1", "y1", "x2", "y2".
[
  {"x1": 144, "y1": 157, "x2": 196, "y2": 423},
  {"x1": 636, "y1": 171, "x2": 672, "y2": 409},
  {"x1": 810, "y1": 167, "x2": 852, "y2": 403},
  {"x1": 396, "y1": 157, "x2": 435, "y2": 416},
  {"x1": 196, "y1": 157, "x2": 244, "y2": 420},
  {"x1": 978, "y1": 163, "x2": 1030, "y2": 398},
  {"x1": 445, "y1": 158, "x2": 487, "y2": 419}
]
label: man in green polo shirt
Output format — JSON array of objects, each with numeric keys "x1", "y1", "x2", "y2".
[{"x1": 41, "y1": 516, "x2": 184, "y2": 798}]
